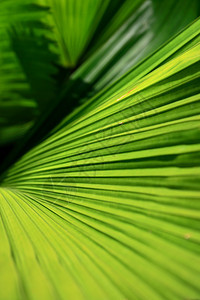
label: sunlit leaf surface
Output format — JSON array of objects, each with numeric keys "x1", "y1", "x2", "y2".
[{"x1": 0, "y1": 18, "x2": 200, "y2": 299}]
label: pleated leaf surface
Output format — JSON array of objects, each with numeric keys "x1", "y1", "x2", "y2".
[{"x1": 0, "y1": 18, "x2": 200, "y2": 300}]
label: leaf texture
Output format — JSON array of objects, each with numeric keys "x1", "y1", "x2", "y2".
[
  {"x1": 38, "y1": 0, "x2": 111, "y2": 66},
  {"x1": 0, "y1": 0, "x2": 57, "y2": 145},
  {"x1": 0, "y1": 19, "x2": 200, "y2": 300}
]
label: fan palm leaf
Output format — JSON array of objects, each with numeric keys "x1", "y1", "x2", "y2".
[{"x1": 0, "y1": 17, "x2": 200, "y2": 299}]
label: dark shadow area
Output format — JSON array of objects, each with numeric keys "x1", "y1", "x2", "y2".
[{"x1": 0, "y1": 77, "x2": 94, "y2": 180}]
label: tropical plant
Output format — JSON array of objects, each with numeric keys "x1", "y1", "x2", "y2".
[{"x1": 0, "y1": 0, "x2": 200, "y2": 299}]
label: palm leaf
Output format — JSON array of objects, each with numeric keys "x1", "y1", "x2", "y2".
[
  {"x1": 0, "y1": 0, "x2": 57, "y2": 145},
  {"x1": 3, "y1": 0, "x2": 199, "y2": 169},
  {"x1": 37, "y1": 0, "x2": 111, "y2": 67},
  {"x1": 73, "y1": 0, "x2": 200, "y2": 90},
  {"x1": 1, "y1": 0, "x2": 199, "y2": 151},
  {"x1": 0, "y1": 18, "x2": 200, "y2": 299},
  {"x1": 11, "y1": 25, "x2": 58, "y2": 110}
]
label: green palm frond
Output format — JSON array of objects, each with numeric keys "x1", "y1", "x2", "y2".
[
  {"x1": 3, "y1": 0, "x2": 198, "y2": 165},
  {"x1": 1, "y1": 0, "x2": 199, "y2": 150},
  {"x1": 0, "y1": 0, "x2": 57, "y2": 145},
  {"x1": 54, "y1": 17, "x2": 200, "y2": 132},
  {"x1": 72, "y1": 0, "x2": 200, "y2": 91},
  {"x1": 0, "y1": 17, "x2": 200, "y2": 299},
  {"x1": 11, "y1": 26, "x2": 58, "y2": 110},
  {"x1": 37, "y1": 0, "x2": 111, "y2": 67}
]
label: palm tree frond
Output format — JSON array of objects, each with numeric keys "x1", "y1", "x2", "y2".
[
  {"x1": 0, "y1": 19, "x2": 200, "y2": 299},
  {"x1": 0, "y1": 0, "x2": 58, "y2": 145}
]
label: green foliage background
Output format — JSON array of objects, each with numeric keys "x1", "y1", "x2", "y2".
[{"x1": 0, "y1": 1, "x2": 200, "y2": 299}]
